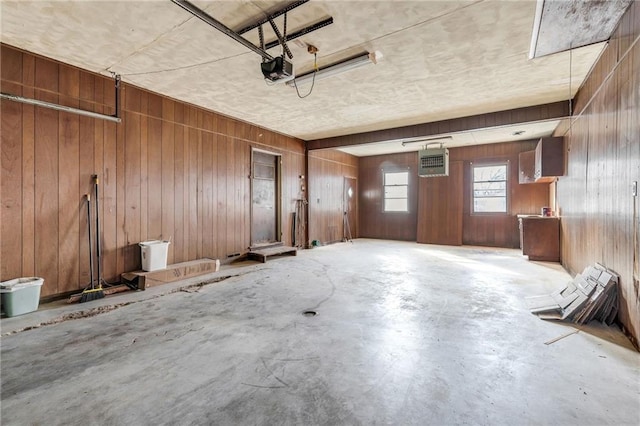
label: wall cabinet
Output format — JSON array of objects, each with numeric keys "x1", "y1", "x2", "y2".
[
  {"x1": 519, "y1": 216, "x2": 560, "y2": 261},
  {"x1": 534, "y1": 137, "x2": 564, "y2": 183},
  {"x1": 518, "y1": 150, "x2": 536, "y2": 184}
]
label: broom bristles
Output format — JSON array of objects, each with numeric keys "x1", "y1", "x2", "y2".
[{"x1": 79, "y1": 287, "x2": 105, "y2": 303}]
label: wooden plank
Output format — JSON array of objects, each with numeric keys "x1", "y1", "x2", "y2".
[
  {"x1": 57, "y1": 108, "x2": 80, "y2": 293},
  {"x1": 147, "y1": 118, "x2": 162, "y2": 240},
  {"x1": 216, "y1": 135, "x2": 228, "y2": 257},
  {"x1": 124, "y1": 110, "x2": 141, "y2": 272},
  {"x1": 416, "y1": 161, "x2": 463, "y2": 245},
  {"x1": 121, "y1": 258, "x2": 220, "y2": 290},
  {"x1": 248, "y1": 245, "x2": 297, "y2": 263},
  {"x1": 189, "y1": 127, "x2": 200, "y2": 260},
  {"x1": 115, "y1": 88, "x2": 126, "y2": 275},
  {"x1": 211, "y1": 133, "x2": 220, "y2": 258},
  {"x1": 102, "y1": 119, "x2": 118, "y2": 282},
  {"x1": 201, "y1": 132, "x2": 214, "y2": 258},
  {"x1": 22, "y1": 95, "x2": 36, "y2": 277},
  {"x1": 140, "y1": 114, "x2": 149, "y2": 244},
  {"x1": 185, "y1": 126, "x2": 202, "y2": 260},
  {"x1": 1, "y1": 45, "x2": 22, "y2": 83},
  {"x1": 78, "y1": 111, "x2": 94, "y2": 288},
  {"x1": 1, "y1": 97, "x2": 23, "y2": 281},
  {"x1": 226, "y1": 136, "x2": 236, "y2": 255},
  {"x1": 161, "y1": 120, "x2": 175, "y2": 265},
  {"x1": 173, "y1": 123, "x2": 185, "y2": 263},
  {"x1": 34, "y1": 97, "x2": 60, "y2": 296}
]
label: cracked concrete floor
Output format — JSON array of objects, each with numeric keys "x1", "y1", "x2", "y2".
[{"x1": 1, "y1": 239, "x2": 639, "y2": 425}]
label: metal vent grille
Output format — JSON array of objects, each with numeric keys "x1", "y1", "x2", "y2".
[{"x1": 421, "y1": 155, "x2": 444, "y2": 169}]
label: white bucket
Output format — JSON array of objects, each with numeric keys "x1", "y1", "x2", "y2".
[{"x1": 139, "y1": 240, "x2": 170, "y2": 272}]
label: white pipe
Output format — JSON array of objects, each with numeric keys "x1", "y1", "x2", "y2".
[{"x1": 0, "y1": 92, "x2": 121, "y2": 123}]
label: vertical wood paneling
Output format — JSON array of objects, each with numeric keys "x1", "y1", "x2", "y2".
[
  {"x1": 34, "y1": 101, "x2": 59, "y2": 296},
  {"x1": 189, "y1": 128, "x2": 199, "y2": 260},
  {"x1": 57, "y1": 109, "x2": 80, "y2": 293},
  {"x1": 1, "y1": 98, "x2": 23, "y2": 281},
  {"x1": 140, "y1": 113, "x2": 149, "y2": 244},
  {"x1": 217, "y1": 135, "x2": 228, "y2": 256},
  {"x1": 1, "y1": 44, "x2": 305, "y2": 298},
  {"x1": 161, "y1": 117, "x2": 175, "y2": 265},
  {"x1": 308, "y1": 150, "x2": 358, "y2": 244},
  {"x1": 21, "y1": 53, "x2": 36, "y2": 277},
  {"x1": 358, "y1": 152, "x2": 417, "y2": 241},
  {"x1": 78, "y1": 114, "x2": 93, "y2": 287},
  {"x1": 173, "y1": 124, "x2": 185, "y2": 263},
  {"x1": 417, "y1": 161, "x2": 463, "y2": 245},
  {"x1": 124, "y1": 111, "x2": 141, "y2": 272},
  {"x1": 201, "y1": 133, "x2": 214, "y2": 258},
  {"x1": 557, "y1": 1, "x2": 640, "y2": 346},
  {"x1": 147, "y1": 118, "x2": 162, "y2": 241},
  {"x1": 102, "y1": 119, "x2": 117, "y2": 282}
]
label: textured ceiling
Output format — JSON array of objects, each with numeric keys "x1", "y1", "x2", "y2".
[{"x1": 1, "y1": 0, "x2": 605, "y2": 145}]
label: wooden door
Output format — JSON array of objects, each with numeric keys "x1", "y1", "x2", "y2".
[
  {"x1": 251, "y1": 150, "x2": 280, "y2": 246},
  {"x1": 343, "y1": 177, "x2": 357, "y2": 240}
]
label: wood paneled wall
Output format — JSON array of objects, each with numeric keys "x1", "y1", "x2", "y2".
[
  {"x1": 417, "y1": 161, "x2": 464, "y2": 245},
  {"x1": 308, "y1": 149, "x2": 358, "y2": 244},
  {"x1": 361, "y1": 142, "x2": 549, "y2": 246},
  {"x1": 557, "y1": 2, "x2": 640, "y2": 346},
  {"x1": 453, "y1": 141, "x2": 549, "y2": 248},
  {"x1": 358, "y1": 152, "x2": 418, "y2": 241},
  {"x1": 1, "y1": 44, "x2": 305, "y2": 298}
]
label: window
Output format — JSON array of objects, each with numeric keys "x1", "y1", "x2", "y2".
[
  {"x1": 472, "y1": 164, "x2": 507, "y2": 213},
  {"x1": 383, "y1": 171, "x2": 409, "y2": 212}
]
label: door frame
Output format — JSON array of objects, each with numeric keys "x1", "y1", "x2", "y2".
[
  {"x1": 343, "y1": 176, "x2": 357, "y2": 240},
  {"x1": 250, "y1": 147, "x2": 282, "y2": 247}
]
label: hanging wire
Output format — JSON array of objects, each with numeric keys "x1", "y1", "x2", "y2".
[{"x1": 292, "y1": 53, "x2": 318, "y2": 98}]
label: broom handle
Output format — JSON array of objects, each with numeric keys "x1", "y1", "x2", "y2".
[
  {"x1": 93, "y1": 175, "x2": 101, "y2": 286},
  {"x1": 86, "y1": 194, "x2": 94, "y2": 289}
]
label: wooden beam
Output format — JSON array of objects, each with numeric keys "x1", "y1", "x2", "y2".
[{"x1": 306, "y1": 101, "x2": 570, "y2": 150}]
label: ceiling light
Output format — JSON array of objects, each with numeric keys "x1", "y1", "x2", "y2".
[
  {"x1": 401, "y1": 136, "x2": 452, "y2": 147},
  {"x1": 287, "y1": 51, "x2": 382, "y2": 87}
]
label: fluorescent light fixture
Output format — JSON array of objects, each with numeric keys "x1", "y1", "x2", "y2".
[
  {"x1": 287, "y1": 51, "x2": 382, "y2": 87},
  {"x1": 401, "y1": 136, "x2": 452, "y2": 147}
]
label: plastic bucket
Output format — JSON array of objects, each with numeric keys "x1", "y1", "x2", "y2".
[
  {"x1": 139, "y1": 240, "x2": 170, "y2": 272},
  {"x1": 0, "y1": 277, "x2": 44, "y2": 317}
]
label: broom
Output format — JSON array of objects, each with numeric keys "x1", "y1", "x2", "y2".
[{"x1": 80, "y1": 193, "x2": 104, "y2": 303}]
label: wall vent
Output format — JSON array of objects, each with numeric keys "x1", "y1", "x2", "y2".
[{"x1": 418, "y1": 148, "x2": 449, "y2": 177}]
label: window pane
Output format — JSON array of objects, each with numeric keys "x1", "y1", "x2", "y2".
[
  {"x1": 472, "y1": 164, "x2": 507, "y2": 213},
  {"x1": 384, "y1": 186, "x2": 407, "y2": 198},
  {"x1": 385, "y1": 198, "x2": 408, "y2": 212},
  {"x1": 474, "y1": 181, "x2": 506, "y2": 197},
  {"x1": 385, "y1": 172, "x2": 408, "y2": 185},
  {"x1": 473, "y1": 165, "x2": 506, "y2": 182},
  {"x1": 474, "y1": 197, "x2": 506, "y2": 213}
]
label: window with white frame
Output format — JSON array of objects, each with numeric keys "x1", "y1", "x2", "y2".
[
  {"x1": 472, "y1": 163, "x2": 508, "y2": 213},
  {"x1": 383, "y1": 171, "x2": 409, "y2": 212}
]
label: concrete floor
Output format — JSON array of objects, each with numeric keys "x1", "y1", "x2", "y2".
[{"x1": 1, "y1": 239, "x2": 639, "y2": 425}]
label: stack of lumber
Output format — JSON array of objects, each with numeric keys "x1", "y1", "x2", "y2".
[{"x1": 526, "y1": 263, "x2": 618, "y2": 325}]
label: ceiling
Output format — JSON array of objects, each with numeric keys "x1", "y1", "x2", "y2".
[{"x1": 1, "y1": 1, "x2": 611, "y2": 155}]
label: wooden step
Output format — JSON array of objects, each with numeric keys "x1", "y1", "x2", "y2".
[
  {"x1": 247, "y1": 245, "x2": 297, "y2": 263},
  {"x1": 121, "y1": 258, "x2": 220, "y2": 290}
]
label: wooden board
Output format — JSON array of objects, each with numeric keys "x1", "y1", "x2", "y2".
[
  {"x1": 248, "y1": 246, "x2": 297, "y2": 263},
  {"x1": 121, "y1": 258, "x2": 220, "y2": 290}
]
